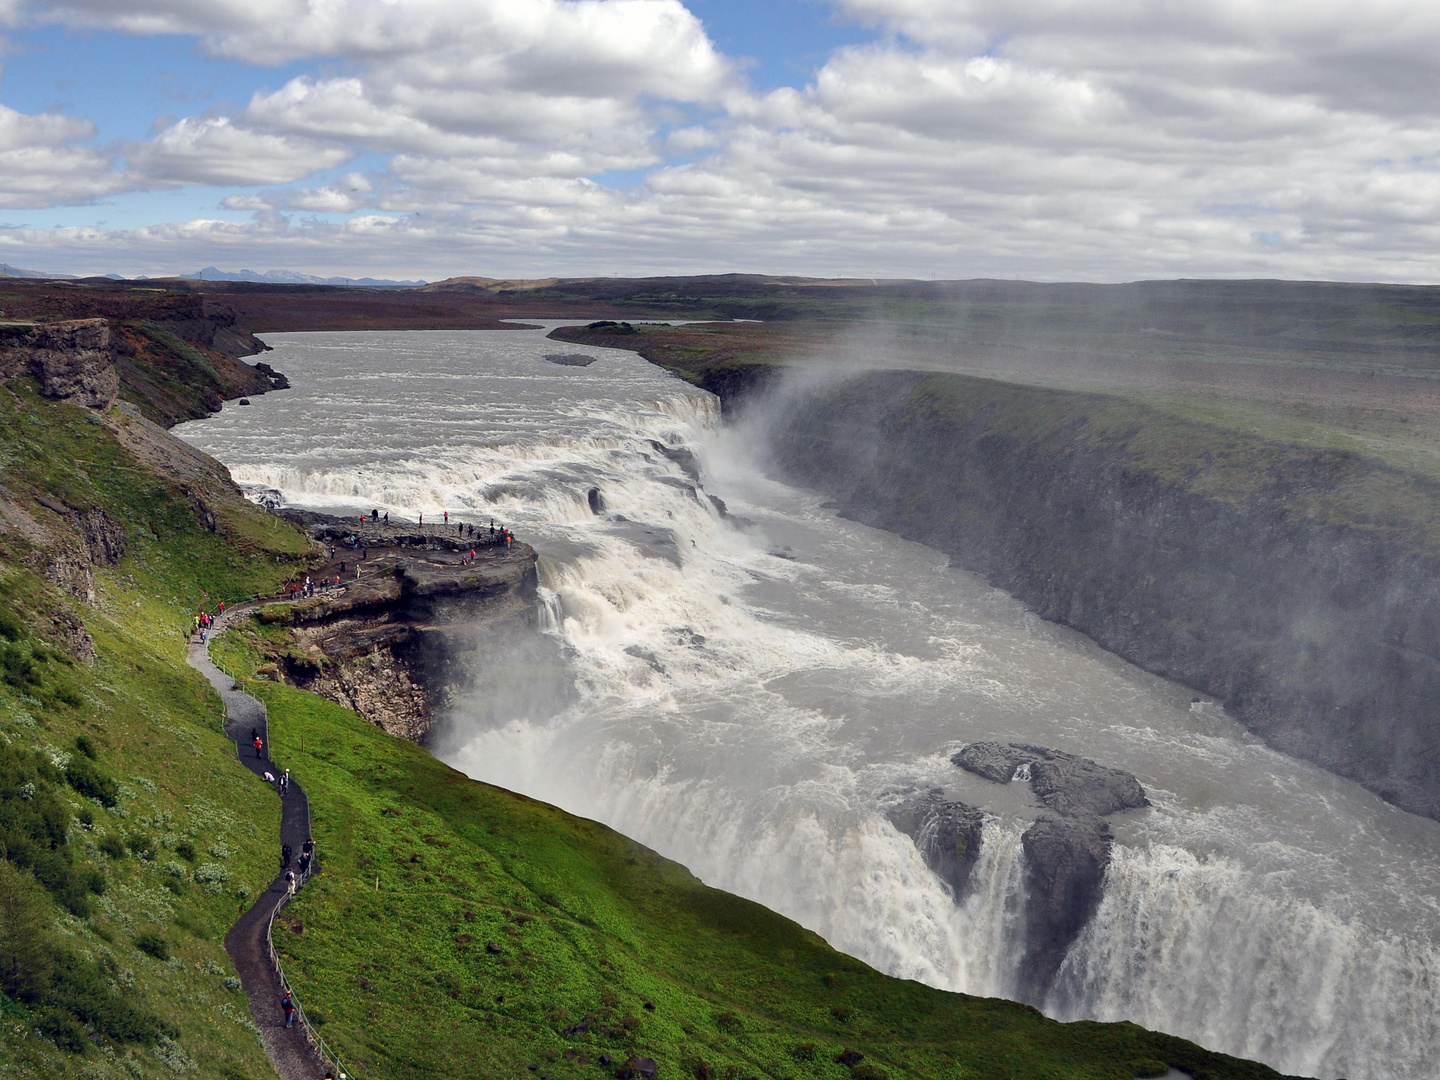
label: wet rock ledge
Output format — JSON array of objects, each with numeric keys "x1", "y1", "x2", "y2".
[
  {"x1": 261, "y1": 512, "x2": 539, "y2": 742},
  {"x1": 888, "y1": 742, "x2": 1147, "y2": 1003}
]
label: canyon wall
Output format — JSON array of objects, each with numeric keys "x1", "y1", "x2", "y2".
[{"x1": 759, "y1": 369, "x2": 1440, "y2": 821}]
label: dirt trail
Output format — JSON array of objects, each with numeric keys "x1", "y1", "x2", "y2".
[{"x1": 187, "y1": 610, "x2": 332, "y2": 1080}]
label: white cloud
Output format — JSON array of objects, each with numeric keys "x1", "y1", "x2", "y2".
[
  {"x1": 16, "y1": 0, "x2": 1440, "y2": 280},
  {"x1": 0, "y1": 105, "x2": 127, "y2": 208},
  {"x1": 124, "y1": 116, "x2": 352, "y2": 185}
]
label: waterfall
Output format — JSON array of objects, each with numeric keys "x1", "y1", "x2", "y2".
[{"x1": 175, "y1": 327, "x2": 1440, "y2": 1080}]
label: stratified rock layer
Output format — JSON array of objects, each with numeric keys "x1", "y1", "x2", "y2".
[{"x1": 267, "y1": 516, "x2": 540, "y2": 742}]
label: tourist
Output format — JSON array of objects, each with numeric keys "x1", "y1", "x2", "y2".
[
  {"x1": 285, "y1": 868, "x2": 296, "y2": 896},
  {"x1": 444, "y1": 510, "x2": 449, "y2": 524},
  {"x1": 281, "y1": 989, "x2": 295, "y2": 1028},
  {"x1": 282, "y1": 842, "x2": 292, "y2": 868},
  {"x1": 254, "y1": 735, "x2": 264, "y2": 759}
]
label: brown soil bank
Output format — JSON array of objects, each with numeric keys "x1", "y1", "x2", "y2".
[{"x1": 760, "y1": 369, "x2": 1440, "y2": 822}]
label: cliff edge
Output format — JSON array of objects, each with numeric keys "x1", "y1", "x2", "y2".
[{"x1": 256, "y1": 514, "x2": 539, "y2": 742}]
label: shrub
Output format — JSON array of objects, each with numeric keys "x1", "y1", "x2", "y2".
[
  {"x1": 852, "y1": 1067, "x2": 889, "y2": 1080},
  {"x1": 37, "y1": 1006, "x2": 88, "y2": 1052},
  {"x1": 134, "y1": 933, "x2": 168, "y2": 961},
  {"x1": 64, "y1": 758, "x2": 118, "y2": 808},
  {"x1": 98, "y1": 835, "x2": 126, "y2": 860},
  {"x1": 194, "y1": 862, "x2": 228, "y2": 884},
  {"x1": 161, "y1": 861, "x2": 187, "y2": 879},
  {"x1": 0, "y1": 642, "x2": 40, "y2": 689},
  {"x1": 0, "y1": 607, "x2": 22, "y2": 641},
  {"x1": 0, "y1": 863, "x2": 55, "y2": 1001},
  {"x1": 173, "y1": 841, "x2": 196, "y2": 863},
  {"x1": 72, "y1": 735, "x2": 97, "y2": 760},
  {"x1": 125, "y1": 833, "x2": 155, "y2": 860},
  {"x1": 791, "y1": 1044, "x2": 816, "y2": 1061}
]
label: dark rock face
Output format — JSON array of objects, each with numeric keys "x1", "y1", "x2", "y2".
[
  {"x1": 1020, "y1": 814, "x2": 1112, "y2": 992},
  {"x1": 0, "y1": 319, "x2": 118, "y2": 409},
  {"x1": 648, "y1": 439, "x2": 701, "y2": 482},
  {"x1": 886, "y1": 790, "x2": 986, "y2": 898},
  {"x1": 949, "y1": 741, "x2": 1146, "y2": 1001},
  {"x1": 588, "y1": 487, "x2": 606, "y2": 514},
  {"x1": 80, "y1": 508, "x2": 126, "y2": 567},
  {"x1": 951, "y1": 742, "x2": 1030, "y2": 784},
  {"x1": 543, "y1": 352, "x2": 598, "y2": 367},
  {"x1": 765, "y1": 369, "x2": 1440, "y2": 822},
  {"x1": 953, "y1": 742, "x2": 1148, "y2": 817}
]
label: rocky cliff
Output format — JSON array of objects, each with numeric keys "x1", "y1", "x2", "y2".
[
  {"x1": 260, "y1": 516, "x2": 539, "y2": 742},
  {"x1": 0, "y1": 319, "x2": 119, "y2": 409},
  {"x1": 763, "y1": 369, "x2": 1440, "y2": 822},
  {"x1": 0, "y1": 304, "x2": 286, "y2": 427}
]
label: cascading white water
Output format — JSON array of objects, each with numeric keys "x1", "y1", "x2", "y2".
[{"x1": 176, "y1": 327, "x2": 1440, "y2": 1080}]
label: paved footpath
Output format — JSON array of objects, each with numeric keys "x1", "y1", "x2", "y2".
[{"x1": 187, "y1": 608, "x2": 332, "y2": 1080}]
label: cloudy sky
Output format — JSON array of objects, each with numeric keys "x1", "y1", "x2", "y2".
[{"x1": 4, "y1": 0, "x2": 1440, "y2": 281}]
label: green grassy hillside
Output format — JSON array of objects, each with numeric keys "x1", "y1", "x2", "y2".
[
  {"x1": 211, "y1": 622, "x2": 1292, "y2": 1080},
  {"x1": 0, "y1": 379, "x2": 311, "y2": 1080}
]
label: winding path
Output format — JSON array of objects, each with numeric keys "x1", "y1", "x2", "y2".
[{"x1": 187, "y1": 608, "x2": 331, "y2": 1080}]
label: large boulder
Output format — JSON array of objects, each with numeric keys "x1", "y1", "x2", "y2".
[
  {"x1": 887, "y1": 791, "x2": 986, "y2": 898},
  {"x1": 952, "y1": 742, "x2": 1148, "y2": 817},
  {"x1": 1019, "y1": 813, "x2": 1113, "y2": 995}
]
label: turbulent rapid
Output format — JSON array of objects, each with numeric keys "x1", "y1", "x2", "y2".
[{"x1": 176, "y1": 327, "x2": 1440, "y2": 1080}]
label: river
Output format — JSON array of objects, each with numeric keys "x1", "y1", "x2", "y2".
[{"x1": 175, "y1": 326, "x2": 1440, "y2": 1080}]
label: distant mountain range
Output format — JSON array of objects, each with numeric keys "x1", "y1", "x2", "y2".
[
  {"x1": 0, "y1": 263, "x2": 75, "y2": 280},
  {"x1": 182, "y1": 266, "x2": 426, "y2": 288}
]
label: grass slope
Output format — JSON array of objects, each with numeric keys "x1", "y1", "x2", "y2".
[
  {"x1": 0, "y1": 379, "x2": 311, "y2": 1079},
  {"x1": 212, "y1": 623, "x2": 1294, "y2": 1080}
]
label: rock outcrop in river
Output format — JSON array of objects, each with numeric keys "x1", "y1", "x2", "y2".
[
  {"x1": 890, "y1": 739, "x2": 1148, "y2": 1003},
  {"x1": 886, "y1": 791, "x2": 986, "y2": 898},
  {"x1": 952, "y1": 741, "x2": 1147, "y2": 997}
]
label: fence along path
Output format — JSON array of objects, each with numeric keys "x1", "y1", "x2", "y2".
[{"x1": 187, "y1": 606, "x2": 350, "y2": 1080}]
